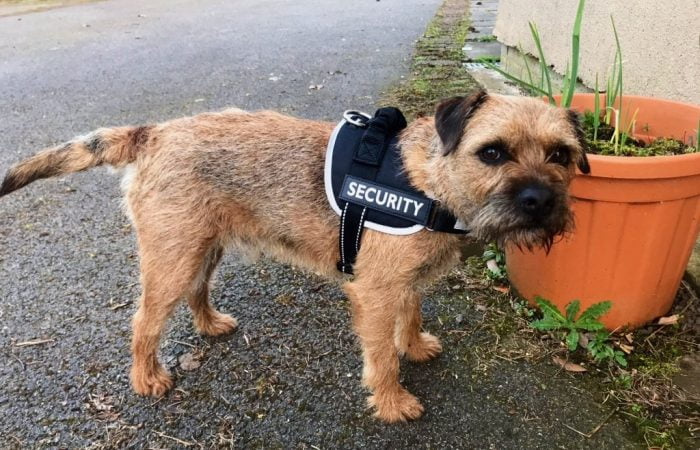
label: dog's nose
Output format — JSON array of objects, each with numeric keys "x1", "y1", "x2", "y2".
[{"x1": 516, "y1": 184, "x2": 555, "y2": 218}]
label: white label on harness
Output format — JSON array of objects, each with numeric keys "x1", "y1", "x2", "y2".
[{"x1": 339, "y1": 175, "x2": 432, "y2": 225}]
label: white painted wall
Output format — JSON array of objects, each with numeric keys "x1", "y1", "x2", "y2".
[{"x1": 494, "y1": 0, "x2": 700, "y2": 104}]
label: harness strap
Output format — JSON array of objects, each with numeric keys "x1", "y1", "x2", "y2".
[
  {"x1": 427, "y1": 204, "x2": 468, "y2": 233},
  {"x1": 337, "y1": 108, "x2": 406, "y2": 274},
  {"x1": 354, "y1": 108, "x2": 406, "y2": 166}
]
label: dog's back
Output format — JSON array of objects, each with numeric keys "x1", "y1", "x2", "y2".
[{"x1": 1, "y1": 108, "x2": 347, "y2": 277}]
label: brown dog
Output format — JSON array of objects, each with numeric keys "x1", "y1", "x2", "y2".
[{"x1": 0, "y1": 90, "x2": 589, "y2": 422}]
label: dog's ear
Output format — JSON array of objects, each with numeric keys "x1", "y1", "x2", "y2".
[
  {"x1": 435, "y1": 89, "x2": 489, "y2": 156},
  {"x1": 565, "y1": 109, "x2": 591, "y2": 174}
]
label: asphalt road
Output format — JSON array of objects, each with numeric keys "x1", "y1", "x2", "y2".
[{"x1": 0, "y1": 1, "x2": 640, "y2": 448}]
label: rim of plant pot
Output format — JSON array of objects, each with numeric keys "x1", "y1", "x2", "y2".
[
  {"x1": 561, "y1": 93, "x2": 699, "y2": 143},
  {"x1": 582, "y1": 152, "x2": 700, "y2": 179},
  {"x1": 558, "y1": 93, "x2": 700, "y2": 202}
]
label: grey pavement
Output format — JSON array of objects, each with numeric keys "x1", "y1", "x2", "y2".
[
  {"x1": 0, "y1": 0, "x2": 639, "y2": 448},
  {"x1": 463, "y1": 0, "x2": 500, "y2": 61}
]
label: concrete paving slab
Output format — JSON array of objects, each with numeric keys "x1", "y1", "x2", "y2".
[{"x1": 463, "y1": 41, "x2": 502, "y2": 60}]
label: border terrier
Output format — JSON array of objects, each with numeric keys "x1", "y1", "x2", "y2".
[{"x1": 0, "y1": 90, "x2": 589, "y2": 422}]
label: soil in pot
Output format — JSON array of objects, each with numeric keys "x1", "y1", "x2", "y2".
[{"x1": 581, "y1": 111, "x2": 698, "y2": 156}]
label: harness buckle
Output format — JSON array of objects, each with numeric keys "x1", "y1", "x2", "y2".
[
  {"x1": 426, "y1": 201, "x2": 441, "y2": 231},
  {"x1": 426, "y1": 201, "x2": 470, "y2": 234},
  {"x1": 343, "y1": 110, "x2": 371, "y2": 128}
]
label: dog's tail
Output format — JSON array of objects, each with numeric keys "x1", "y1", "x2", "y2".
[{"x1": 0, "y1": 125, "x2": 153, "y2": 197}]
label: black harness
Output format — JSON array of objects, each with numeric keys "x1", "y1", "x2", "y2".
[{"x1": 325, "y1": 107, "x2": 467, "y2": 274}]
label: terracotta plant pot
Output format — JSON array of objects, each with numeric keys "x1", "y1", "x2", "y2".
[{"x1": 506, "y1": 94, "x2": 700, "y2": 329}]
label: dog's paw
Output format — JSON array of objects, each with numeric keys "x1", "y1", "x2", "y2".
[
  {"x1": 131, "y1": 365, "x2": 173, "y2": 397},
  {"x1": 195, "y1": 312, "x2": 238, "y2": 337},
  {"x1": 405, "y1": 332, "x2": 442, "y2": 362},
  {"x1": 368, "y1": 388, "x2": 424, "y2": 423}
]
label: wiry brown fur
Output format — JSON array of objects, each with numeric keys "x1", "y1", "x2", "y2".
[{"x1": 0, "y1": 91, "x2": 587, "y2": 422}]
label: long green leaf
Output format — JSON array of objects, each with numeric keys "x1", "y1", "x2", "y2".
[
  {"x1": 608, "y1": 50, "x2": 619, "y2": 107},
  {"x1": 566, "y1": 330, "x2": 580, "y2": 351},
  {"x1": 611, "y1": 16, "x2": 623, "y2": 132},
  {"x1": 528, "y1": 22, "x2": 555, "y2": 104},
  {"x1": 534, "y1": 297, "x2": 567, "y2": 323},
  {"x1": 605, "y1": 44, "x2": 620, "y2": 125},
  {"x1": 562, "y1": 0, "x2": 586, "y2": 107},
  {"x1": 593, "y1": 74, "x2": 600, "y2": 141},
  {"x1": 574, "y1": 301, "x2": 612, "y2": 330},
  {"x1": 621, "y1": 107, "x2": 639, "y2": 148},
  {"x1": 518, "y1": 43, "x2": 536, "y2": 90},
  {"x1": 480, "y1": 59, "x2": 553, "y2": 97},
  {"x1": 615, "y1": 352, "x2": 628, "y2": 367},
  {"x1": 561, "y1": 61, "x2": 570, "y2": 99},
  {"x1": 531, "y1": 317, "x2": 564, "y2": 331},
  {"x1": 565, "y1": 300, "x2": 581, "y2": 322},
  {"x1": 576, "y1": 319, "x2": 606, "y2": 332}
]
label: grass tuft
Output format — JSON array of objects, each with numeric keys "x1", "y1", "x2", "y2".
[{"x1": 380, "y1": 0, "x2": 479, "y2": 120}]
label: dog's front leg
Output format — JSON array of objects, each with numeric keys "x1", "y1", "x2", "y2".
[
  {"x1": 344, "y1": 280, "x2": 424, "y2": 423},
  {"x1": 394, "y1": 290, "x2": 442, "y2": 362}
]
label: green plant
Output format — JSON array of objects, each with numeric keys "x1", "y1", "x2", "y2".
[
  {"x1": 593, "y1": 74, "x2": 600, "y2": 140},
  {"x1": 480, "y1": 28, "x2": 553, "y2": 101},
  {"x1": 603, "y1": 16, "x2": 627, "y2": 154},
  {"x1": 528, "y1": 21, "x2": 555, "y2": 104},
  {"x1": 613, "y1": 373, "x2": 633, "y2": 389},
  {"x1": 560, "y1": 0, "x2": 585, "y2": 107},
  {"x1": 620, "y1": 107, "x2": 639, "y2": 149},
  {"x1": 604, "y1": 16, "x2": 623, "y2": 128},
  {"x1": 482, "y1": 243, "x2": 507, "y2": 282},
  {"x1": 530, "y1": 297, "x2": 611, "y2": 350},
  {"x1": 530, "y1": 298, "x2": 629, "y2": 367},
  {"x1": 517, "y1": 43, "x2": 537, "y2": 93},
  {"x1": 509, "y1": 296, "x2": 536, "y2": 319},
  {"x1": 479, "y1": 0, "x2": 585, "y2": 107},
  {"x1": 588, "y1": 330, "x2": 628, "y2": 367}
]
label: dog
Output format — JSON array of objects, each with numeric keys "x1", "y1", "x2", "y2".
[{"x1": 0, "y1": 89, "x2": 589, "y2": 422}]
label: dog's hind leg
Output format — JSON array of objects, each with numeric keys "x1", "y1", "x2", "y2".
[
  {"x1": 187, "y1": 245, "x2": 238, "y2": 336},
  {"x1": 344, "y1": 280, "x2": 424, "y2": 423},
  {"x1": 129, "y1": 231, "x2": 213, "y2": 397},
  {"x1": 394, "y1": 291, "x2": 442, "y2": 362}
]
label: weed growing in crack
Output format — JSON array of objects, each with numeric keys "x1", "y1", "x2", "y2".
[{"x1": 530, "y1": 297, "x2": 627, "y2": 367}]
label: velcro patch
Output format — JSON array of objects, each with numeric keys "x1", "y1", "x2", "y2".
[{"x1": 339, "y1": 175, "x2": 433, "y2": 225}]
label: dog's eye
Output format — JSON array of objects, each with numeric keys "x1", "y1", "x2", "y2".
[
  {"x1": 478, "y1": 147, "x2": 508, "y2": 165},
  {"x1": 548, "y1": 148, "x2": 570, "y2": 166}
]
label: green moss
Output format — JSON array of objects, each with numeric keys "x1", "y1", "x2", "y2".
[
  {"x1": 644, "y1": 137, "x2": 695, "y2": 155},
  {"x1": 477, "y1": 56, "x2": 501, "y2": 63},
  {"x1": 587, "y1": 137, "x2": 693, "y2": 157},
  {"x1": 625, "y1": 405, "x2": 694, "y2": 449},
  {"x1": 477, "y1": 34, "x2": 497, "y2": 42},
  {"x1": 630, "y1": 348, "x2": 683, "y2": 379},
  {"x1": 380, "y1": 0, "x2": 479, "y2": 119}
]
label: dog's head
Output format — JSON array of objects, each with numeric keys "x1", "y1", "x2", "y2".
[{"x1": 429, "y1": 90, "x2": 589, "y2": 250}]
